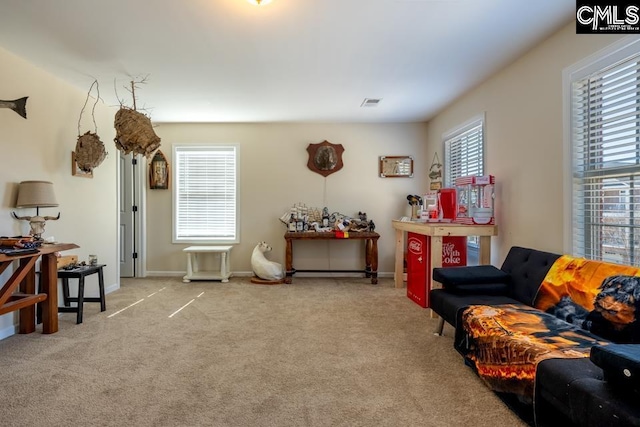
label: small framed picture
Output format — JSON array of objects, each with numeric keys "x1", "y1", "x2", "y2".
[
  {"x1": 149, "y1": 150, "x2": 169, "y2": 189},
  {"x1": 379, "y1": 156, "x2": 413, "y2": 178}
]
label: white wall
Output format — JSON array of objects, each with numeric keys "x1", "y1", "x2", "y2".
[
  {"x1": 424, "y1": 23, "x2": 626, "y2": 265},
  {"x1": 145, "y1": 123, "x2": 429, "y2": 275},
  {"x1": 0, "y1": 46, "x2": 118, "y2": 339}
]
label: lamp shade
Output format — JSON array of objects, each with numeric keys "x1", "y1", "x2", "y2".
[{"x1": 15, "y1": 181, "x2": 58, "y2": 208}]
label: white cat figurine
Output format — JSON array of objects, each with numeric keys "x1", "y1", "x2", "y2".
[{"x1": 251, "y1": 241, "x2": 284, "y2": 281}]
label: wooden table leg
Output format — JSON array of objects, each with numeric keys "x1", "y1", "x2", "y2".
[
  {"x1": 394, "y1": 228, "x2": 404, "y2": 288},
  {"x1": 479, "y1": 236, "x2": 491, "y2": 265},
  {"x1": 18, "y1": 259, "x2": 36, "y2": 334},
  {"x1": 284, "y1": 238, "x2": 293, "y2": 284},
  {"x1": 364, "y1": 239, "x2": 371, "y2": 278},
  {"x1": 40, "y1": 253, "x2": 59, "y2": 334},
  {"x1": 370, "y1": 237, "x2": 378, "y2": 284},
  {"x1": 429, "y1": 236, "x2": 443, "y2": 318}
]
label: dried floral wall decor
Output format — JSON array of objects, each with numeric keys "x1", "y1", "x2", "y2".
[
  {"x1": 113, "y1": 79, "x2": 161, "y2": 158},
  {"x1": 73, "y1": 80, "x2": 107, "y2": 175}
]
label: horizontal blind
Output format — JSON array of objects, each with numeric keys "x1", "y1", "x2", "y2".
[
  {"x1": 572, "y1": 53, "x2": 640, "y2": 266},
  {"x1": 444, "y1": 120, "x2": 484, "y2": 187},
  {"x1": 174, "y1": 145, "x2": 237, "y2": 241}
]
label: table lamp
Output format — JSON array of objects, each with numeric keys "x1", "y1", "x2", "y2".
[{"x1": 12, "y1": 180, "x2": 60, "y2": 241}]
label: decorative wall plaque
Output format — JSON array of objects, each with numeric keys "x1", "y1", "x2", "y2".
[
  {"x1": 306, "y1": 140, "x2": 344, "y2": 177},
  {"x1": 379, "y1": 156, "x2": 414, "y2": 178}
]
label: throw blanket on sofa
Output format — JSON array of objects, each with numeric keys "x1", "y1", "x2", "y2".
[
  {"x1": 534, "y1": 255, "x2": 640, "y2": 343},
  {"x1": 535, "y1": 255, "x2": 639, "y2": 313},
  {"x1": 456, "y1": 304, "x2": 609, "y2": 401}
]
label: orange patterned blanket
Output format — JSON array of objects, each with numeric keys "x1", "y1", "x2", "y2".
[
  {"x1": 457, "y1": 304, "x2": 609, "y2": 400},
  {"x1": 457, "y1": 255, "x2": 640, "y2": 400},
  {"x1": 534, "y1": 255, "x2": 640, "y2": 313}
]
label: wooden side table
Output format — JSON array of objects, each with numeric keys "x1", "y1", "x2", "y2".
[
  {"x1": 391, "y1": 220, "x2": 498, "y2": 289},
  {"x1": 284, "y1": 231, "x2": 379, "y2": 284},
  {"x1": 183, "y1": 246, "x2": 233, "y2": 283},
  {"x1": 0, "y1": 243, "x2": 78, "y2": 334},
  {"x1": 57, "y1": 264, "x2": 106, "y2": 324}
]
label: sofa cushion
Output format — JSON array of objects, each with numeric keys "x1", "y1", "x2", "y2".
[
  {"x1": 536, "y1": 357, "x2": 640, "y2": 427},
  {"x1": 432, "y1": 264, "x2": 510, "y2": 287},
  {"x1": 444, "y1": 282, "x2": 510, "y2": 295},
  {"x1": 534, "y1": 356, "x2": 640, "y2": 427},
  {"x1": 590, "y1": 344, "x2": 640, "y2": 394},
  {"x1": 500, "y1": 246, "x2": 560, "y2": 306}
]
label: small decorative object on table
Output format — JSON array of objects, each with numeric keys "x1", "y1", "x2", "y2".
[
  {"x1": 280, "y1": 203, "x2": 375, "y2": 233},
  {"x1": 11, "y1": 181, "x2": 60, "y2": 241}
]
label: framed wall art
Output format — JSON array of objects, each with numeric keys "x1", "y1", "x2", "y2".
[
  {"x1": 306, "y1": 140, "x2": 344, "y2": 177},
  {"x1": 149, "y1": 150, "x2": 169, "y2": 189},
  {"x1": 379, "y1": 156, "x2": 413, "y2": 178}
]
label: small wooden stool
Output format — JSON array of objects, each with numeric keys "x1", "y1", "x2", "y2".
[{"x1": 57, "y1": 264, "x2": 106, "y2": 324}]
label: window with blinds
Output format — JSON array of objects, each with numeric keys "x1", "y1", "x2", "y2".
[
  {"x1": 443, "y1": 117, "x2": 484, "y2": 253},
  {"x1": 173, "y1": 145, "x2": 238, "y2": 243},
  {"x1": 444, "y1": 118, "x2": 484, "y2": 187},
  {"x1": 571, "y1": 51, "x2": 640, "y2": 267}
]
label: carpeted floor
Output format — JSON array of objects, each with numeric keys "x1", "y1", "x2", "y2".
[{"x1": 0, "y1": 277, "x2": 527, "y2": 427}]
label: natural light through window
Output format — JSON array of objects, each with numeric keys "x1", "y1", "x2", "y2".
[{"x1": 570, "y1": 44, "x2": 640, "y2": 267}]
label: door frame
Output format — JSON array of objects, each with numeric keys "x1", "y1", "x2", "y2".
[{"x1": 117, "y1": 152, "x2": 147, "y2": 278}]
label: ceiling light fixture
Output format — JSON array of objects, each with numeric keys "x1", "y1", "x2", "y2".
[{"x1": 247, "y1": 0, "x2": 272, "y2": 5}]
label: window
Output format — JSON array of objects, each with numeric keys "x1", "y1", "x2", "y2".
[
  {"x1": 173, "y1": 144, "x2": 238, "y2": 243},
  {"x1": 443, "y1": 116, "x2": 484, "y2": 187},
  {"x1": 568, "y1": 39, "x2": 640, "y2": 267},
  {"x1": 443, "y1": 116, "x2": 485, "y2": 256}
]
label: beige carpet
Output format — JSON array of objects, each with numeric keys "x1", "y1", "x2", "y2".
[{"x1": 0, "y1": 277, "x2": 526, "y2": 427}]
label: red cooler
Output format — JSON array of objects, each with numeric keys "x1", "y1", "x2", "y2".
[{"x1": 406, "y1": 232, "x2": 467, "y2": 308}]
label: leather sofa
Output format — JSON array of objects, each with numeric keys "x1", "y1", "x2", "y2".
[{"x1": 430, "y1": 246, "x2": 640, "y2": 427}]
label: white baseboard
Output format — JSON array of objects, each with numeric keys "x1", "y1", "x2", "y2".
[
  {"x1": 145, "y1": 270, "x2": 394, "y2": 278},
  {"x1": 105, "y1": 283, "x2": 120, "y2": 294},
  {"x1": 0, "y1": 324, "x2": 17, "y2": 341}
]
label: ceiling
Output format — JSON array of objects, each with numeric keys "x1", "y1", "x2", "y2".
[{"x1": 0, "y1": 0, "x2": 574, "y2": 123}]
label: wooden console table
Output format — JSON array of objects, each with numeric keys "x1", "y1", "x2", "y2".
[
  {"x1": 391, "y1": 221, "x2": 497, "y2": 289},
  {"x1": 0, "y1": 243, "x2": 78, "y2": 334},
  {"x1": 284, "y1": 231, "x2": 379, "y2": 284}
]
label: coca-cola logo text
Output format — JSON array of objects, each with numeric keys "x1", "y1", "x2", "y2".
[{"x1": 408, "y1": 238, "x2": 422, "y2": 254}]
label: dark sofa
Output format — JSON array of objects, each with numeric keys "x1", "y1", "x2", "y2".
[{"x1": 430, "y1": 246, "x2": 640, "y2": 427}]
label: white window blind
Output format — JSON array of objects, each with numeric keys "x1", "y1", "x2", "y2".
[
  {"x1": 572, "y1": 52, "x2": 640, "y2": 266},
  {"x1": 173, "y1": 145, "x2": 238, "y2": 243},
  {"x1": 444, "y1": 119, "x2": 484, "y2": 187}
]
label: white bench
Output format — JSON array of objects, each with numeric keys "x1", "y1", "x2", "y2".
[{"x1": 183, "y1": 246, "x2": 233, "y2": 283}]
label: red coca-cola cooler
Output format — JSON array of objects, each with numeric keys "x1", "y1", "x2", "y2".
[{"x1": 406, "y1": 232, "x2": 466, "y2": 308}]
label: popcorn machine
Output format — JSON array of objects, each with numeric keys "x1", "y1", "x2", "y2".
[{"x1": 454, "y1": 175, "x2": 495, "y2": 225}]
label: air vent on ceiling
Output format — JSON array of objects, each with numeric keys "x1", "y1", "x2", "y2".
[{"x1": 361, "y1": 98, "x2": 382, "y2": 107}]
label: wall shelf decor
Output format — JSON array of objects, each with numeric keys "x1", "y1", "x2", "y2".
[
  {"x1": 379, "y1": 156, "x2": 413, "y2": 178},
  {"x1": 149, "y1": 150, "x2": 169, "y2": 189}
]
